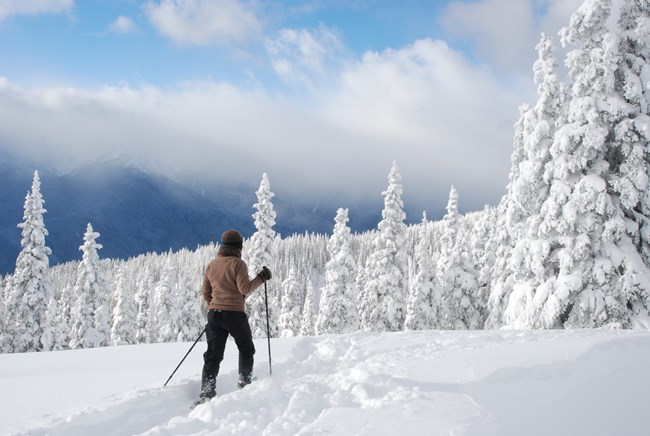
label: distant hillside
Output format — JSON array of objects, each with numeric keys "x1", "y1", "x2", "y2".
[
  {"x1": 0, "y1": 158, "x2": 319, "y2": 274},
  {"x1": 0, "y1": 156, "x2": 404, "y2": 274}
]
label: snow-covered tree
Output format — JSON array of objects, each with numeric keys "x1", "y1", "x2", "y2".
[
  {"x1": 152, "y1": 258, "x2": 183, "y2": 342},
  {"x1": 134, "y1": 267, "x2": 153, "y2": 344},
  {"x1": 245, "y1": 173, "x2": 279, "y2": 338},
  {"x1": 315, "y1": 208, "x2": 358, "y2": 335},
  {"x1": 4, "y1": 170, "x2": 52, "y2": 352},
  {"x1": 404, "y1": 213, "x2": 437, "y2": 330},
  {"x1": 176, "y1": 264, "x2": 204, "y2": 342},
  {"x1": 299, "y1": 278, "x2": 316, "y2": 336},
  {"x1": 437, "y1": 187, "x2": 482, "y2": 329},
  {"x1": 41, "y1": 295, "x2": 64, "y2": 351},
  {"x1": 489, "y1": 33, "x2": 569, "y2": 328},
  {"x1": 111, "y1": 268, "x2": 137, "y2": 345},
  {"x1": 614, "y1": 0, "x2": 650, "y2": 268},
  {"x1": 517, "y1": 0, "x2": 650, "y2": 328},
  {"x1": 69, "y1": 224, "x2": 109, "y2": 349},
  {"x1": 360, "y1": 162, "x2": 408, "y2": 331},
  {"x1": 279, "y1": 267, "x2": 302, "y2": 337}
]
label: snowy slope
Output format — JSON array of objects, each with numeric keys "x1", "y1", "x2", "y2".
[{"x1": 1, "y1": 329, "x2": 649, "y2": 436}]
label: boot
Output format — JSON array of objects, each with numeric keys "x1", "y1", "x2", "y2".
[
  {"x1": 200, "y1": 373, "x2": 217, "y2": 401},
  {"x1": 237, "y1": 373, "x2": 255, "y2": 389}
]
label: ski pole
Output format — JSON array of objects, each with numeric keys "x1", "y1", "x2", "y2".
[
  {"x1": 264, "y1": 277, "x2": 273, "y2": 375},
  {"x1": 163, "y1": 326, "x2": 207, "y2": 387}
]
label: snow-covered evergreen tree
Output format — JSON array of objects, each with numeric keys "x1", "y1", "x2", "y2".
[
  {"x1": 245, "y1": 173, "x2": 279, "y2": 338},
  {"x1": 111, "y1": 268, "x2": 137, "y2": 345},
  {"x1": 41, "y1": 295, "x2": 64, "y2": 351},
  {"x1": 69, "y1": 224, "x2": 109, "y2": 349},
  {"x1": 490, "y1": 33, "x2": 569, "y2": 328},
  {"x1": 152, "y1": 258, "x2": 183, "y2": 343},
  {"x1": 404, "y1": 213, "x2": 437, "y2": 330},
  {"x1": 315, "y1": 208, "x2": 359, "y2": 335},
  {"x1": 299, "y1": 278, "x2": 316, "y2": 336},
  {"x1": 135, "y1": 267, "x2": 153, "y2": 344},
  {"x1": 614, "y1": 0, "x2": 650, "y2": 268},
  {"x1": 279, "y1": 266, "x2": 302, "y2": 337},
  {"x1": 176, "y1": 265, "x2": 204, "y2": 342},
  {"x1": 437, "y1": 187, "x2": 482, "y2": 329},
  {"x1": 360, "y1": 162, "x2": 408, "y2": 331},
  {"x1": 522, "y1": 0, "x2": 649, "y2": 328},
  {"x1": 4, "y1": 171, "x2": 52, "y2": 352}
]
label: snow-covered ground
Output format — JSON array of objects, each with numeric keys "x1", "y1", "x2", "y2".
[{"x1": 1, "y1": 329, "x2": 649, "y2": 436}]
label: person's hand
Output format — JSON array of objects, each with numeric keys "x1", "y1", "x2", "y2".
[{"x1": 259, "y1": 266, "x2": 272, "y2": 281}]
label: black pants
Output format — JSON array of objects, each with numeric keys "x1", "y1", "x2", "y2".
[{"x1": 201, "y1": 309, "x2": 255, "y2": 397}]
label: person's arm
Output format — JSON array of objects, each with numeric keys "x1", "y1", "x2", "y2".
[
  {"x1": 201, "y1": 268, "x2": 212, "y2": 304},
  {"x1": 235, "y1": 261, "x2": 265, "y2": 296}
]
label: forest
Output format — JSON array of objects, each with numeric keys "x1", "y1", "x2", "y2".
[{"x1": 1, "y1": 0, "x2": 649, "y2": 353}]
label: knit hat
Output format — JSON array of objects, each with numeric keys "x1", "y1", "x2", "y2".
[{"x1": 221, "y1": 229, "x2": 243, "y2": 249}]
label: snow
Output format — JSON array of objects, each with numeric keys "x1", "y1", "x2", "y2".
[{"x1": 2, "y1": 329, "x2": 649, "y2": 436}]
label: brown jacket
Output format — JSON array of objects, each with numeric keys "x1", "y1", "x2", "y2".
[{"x1": 201, "y1": 246, "x2": 264, "y2": 312}]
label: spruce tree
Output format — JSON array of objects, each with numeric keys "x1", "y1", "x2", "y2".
[
  {"x1": 614, "y1": 0, "x2": 650, "y2": 268},
  {"x1": 491, "y1": 34, "x2": 569, "y2": 327},
  {"x1": 70, "y1": 224, "x2": 109, "y2": 349},
  {"x1": 437, "y1": 187, "x2": 482, "y2": 329},
  {"x1": 245, "y1": 173, "x2": 279, "y2": 338},
  {"x1": 299, "y1": 278, "x2": 316, "y2": 336},
  {"x1": 279, "y1": 267, "x2": 302, "y2": 337},
  {"x1": 5, "y1": 171, "x2": 52, "y2": 352},
  {"x1": 41, "y1": 294, "x2": 64, "y2": 351},
  {"x1": 315, "y1": 208, "x2": 359, "y2": 334},
  {"x1": 404, "y1": 213, "x2": 437, "y2": 330},
  {"x1": 361, "y1": 162, "x2": 408, "y2": 331},
  {"x1": 111, "y1": 268, "x2": 137, "y2": 345},
  {"x1": 528, "y1": 0, "x2": 649, "y2": 328},
  {"x1": 152, "y1": 258, "x2": 183, "y2": 342}
]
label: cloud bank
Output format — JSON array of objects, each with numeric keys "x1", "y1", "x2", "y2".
[{"x1": 0, "y1": 36, "x2": 525, "y2": 214}]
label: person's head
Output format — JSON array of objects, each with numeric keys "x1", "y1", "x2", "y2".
[{"x1": 221, "y1": 229, "x2": 243, "y2": 250}]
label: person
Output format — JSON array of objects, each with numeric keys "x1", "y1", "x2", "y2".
[{"x1": 198, "y1": 229, "x2": 272, "y2": 403}]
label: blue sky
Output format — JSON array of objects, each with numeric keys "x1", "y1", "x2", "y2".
[{"x1": 0, "y1": 0, "x2": 586, "y2": 215}]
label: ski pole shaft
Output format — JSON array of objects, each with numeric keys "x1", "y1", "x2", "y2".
[
  {"x1": 163, "y1": 326, "x2": 206, "y2": 387},
  {"x1": 264, "y1": 279, "x2": 272, "y2": 375}
]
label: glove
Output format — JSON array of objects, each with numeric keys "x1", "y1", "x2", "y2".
[{"x1": 259, "y1": 266, "x2": 272, "y2": 281}]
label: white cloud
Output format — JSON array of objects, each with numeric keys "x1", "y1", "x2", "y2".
[
  {"x1": 144, "y1": 0, "x2": 262, "y2": 46},
  {"x1": 440, "y1": 0, "x2": 584, "y2": 73},
  {"x1": 108, "y1": 16, "x2": 137, "y2": 35},
  {"x1": 265, "y1": 24, "x2": 345, "y2": 87},
  {"x1": 0, "y1": 38, "x2": 525, "y2": 212},
  {"x1": 0, "y1": 0, "x2": 73, "y2": 21}
]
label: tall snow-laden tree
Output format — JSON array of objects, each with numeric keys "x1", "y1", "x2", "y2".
[
  {"x1": 437, "y1": 186, "x2": 482, "y2": 329},
  {"x1": 361, "y1": 162, "x2": 408, "y2": 331},
  {"x1": 152, "y1": 258, "x2": 183, "y2": 343},
  {"x1": 299, "y1": 278, "x2": 316, "y2": 336},
  {"x1": 70, "y1": 224, "x2": 109, "y2": 349},
  {"x1": 41, "y1": 294, "x2": 64, "y2": 351},
  {"x1": 315, "y1": 208, "x2": 359, "y2": 335},
  {"x1": 279, "y1": 267, "x2": 302, "y2": 337},
  {"x1": 135, "y1": 267, "x2": 153, "y2": 344},
  {"x1": 490, "y1": 34, "x2": 569, "y2": 328},
  {"x1": 176, "y1": 264, "x2": 204, "y2": 342},
  {"x1": 4, "y1": 170, "x2": 52, "y2": 352},
  {"x1": 111, "y1": 268, "x2": 137, "y2": 345},
  {"x1": 523, "y1": 0, "x2": 649, "y2": 328},
  {"x1": 245, "y1": 173, "x2": 279, "y2": 338},
  {"x1": 404, "y1": 213, "x2": 437, "y2": 330},
  {"x1": 614, "y1": 0, "x2": 650, "y2": 268}
]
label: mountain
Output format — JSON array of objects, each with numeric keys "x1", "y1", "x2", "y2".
[{"x1": 0, "y1": 158, "x2": 325, "y2": 274}]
